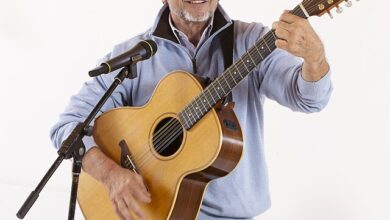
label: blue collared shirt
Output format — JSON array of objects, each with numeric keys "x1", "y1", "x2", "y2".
[
  {"x1": 50, "y1": 4, "x2": 332, "y2": 219},
  {"x1": 168, "y1": 14, "x2": 214, "y2": 58}
]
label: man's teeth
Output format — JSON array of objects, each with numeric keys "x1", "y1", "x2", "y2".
[{"x1": 187, "y1": 1, "x2": 206, "y2": 4}]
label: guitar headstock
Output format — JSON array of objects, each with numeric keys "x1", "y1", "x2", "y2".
[{"x1": 302, "y1": 0, "x2": 359, "y2": 18}]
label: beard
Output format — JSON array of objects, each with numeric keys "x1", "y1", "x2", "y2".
[{"x1": 170, "y1": 7, "x2": 214, "y2": 23}]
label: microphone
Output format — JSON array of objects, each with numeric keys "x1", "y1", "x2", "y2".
[{"x1": 89, "y1": 40, "x2": 157, "y2": 77}]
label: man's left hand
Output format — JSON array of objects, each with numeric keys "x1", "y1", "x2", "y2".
[{"x1": 272, "y1": 11, "x2": 329, "y2": 81}]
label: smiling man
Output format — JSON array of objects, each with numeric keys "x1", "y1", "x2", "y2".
[{"x1": 51, "y1": 0, "x2": 332, "y2": 219}]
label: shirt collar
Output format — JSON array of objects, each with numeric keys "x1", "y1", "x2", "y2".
[{"x1": 168, "y1": 13, "x2": 214, "y2": 47}]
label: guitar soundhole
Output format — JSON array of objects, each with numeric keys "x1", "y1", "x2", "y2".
[{"x1": 152, "y1": 117, "x2": 184, "y2": 157}]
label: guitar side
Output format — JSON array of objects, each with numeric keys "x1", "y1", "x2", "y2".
[
  {"x1": 170, "y1": 101, "x2": 243, "y2": 219},
  {"x1": 77, "y1": 71, "x2": 243, "y2": 220}
]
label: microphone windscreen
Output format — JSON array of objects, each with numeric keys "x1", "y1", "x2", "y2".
[{"x1": 142, "y1": 40, "x2": 158, "y2": 58}]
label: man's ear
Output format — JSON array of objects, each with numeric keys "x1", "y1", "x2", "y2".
[{"x1": 162, "y1": 0, "x2": 167, "y2": 4}]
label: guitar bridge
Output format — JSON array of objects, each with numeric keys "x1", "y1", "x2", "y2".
[{"x1": 118, "y1": 140, "x2": 139, "y2": 174}]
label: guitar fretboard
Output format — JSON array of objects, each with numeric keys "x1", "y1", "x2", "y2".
[{"x1": 179, "y1": 5, "x2": 307, "y2": 130}]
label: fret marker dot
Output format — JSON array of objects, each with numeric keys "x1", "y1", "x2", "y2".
[
  {"x1": 261, "y1": 46, "x2": 264, "y2": 49},
  {"x1": 247, "y1": 60, "x2": 250, "y2": 63},
  {"x1": 234, "y1": 72, "x2": 237, "y2": 74}
]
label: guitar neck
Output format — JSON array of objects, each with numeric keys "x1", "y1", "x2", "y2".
[{"x1": 179, "y1": 4, "x2": 308, "y2": 130}]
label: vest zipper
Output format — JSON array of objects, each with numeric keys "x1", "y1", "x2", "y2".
[{"x1": 192, "y1": 58, "x2": 197, "y2": 74}]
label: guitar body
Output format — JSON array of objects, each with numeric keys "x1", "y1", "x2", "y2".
[{"x1": 77, "y1": 71, "x2": 243, "y2": 220}]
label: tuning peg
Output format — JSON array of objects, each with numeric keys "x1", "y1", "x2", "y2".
[
  {"x1": 345, "y1": 0, "x2": 353, "y2": 7},
  {"x1": 336, "y1": 5, "x2": 343, "y2": 13},
  {"x1": 327, "y1": 11, "x2": 334, "y2": 19}
]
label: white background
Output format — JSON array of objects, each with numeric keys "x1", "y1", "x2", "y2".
[{"x1": 1, "y1": 0, "x2": 389, "y2": 219}]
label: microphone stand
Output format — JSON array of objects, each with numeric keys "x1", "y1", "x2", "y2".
[{"x1": 17, "y1": 61, "x2": 138, "y2": 220}]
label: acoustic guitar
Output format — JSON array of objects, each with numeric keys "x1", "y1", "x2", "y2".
[{"x1": 77, "y1": 0, "x2": 354, "y2": 219}]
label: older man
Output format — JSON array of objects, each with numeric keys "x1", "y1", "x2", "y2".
[{"x1": 51, "y1": 0, "x2": 332, "y2": 219}]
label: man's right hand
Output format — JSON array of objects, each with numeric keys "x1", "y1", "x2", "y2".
[{"x1": 82, "y1": 147, "x2": 151, "y2": 220}]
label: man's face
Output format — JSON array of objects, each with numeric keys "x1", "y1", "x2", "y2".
[{"x1": 166, "y1": 0, "x2": 219, "y2": 23}]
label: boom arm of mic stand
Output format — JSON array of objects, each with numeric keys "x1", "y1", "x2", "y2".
[{"x1": 16, "y1": 63, "x2": 136, "y2": 220}]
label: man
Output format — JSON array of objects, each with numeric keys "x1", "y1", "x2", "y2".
[{"x1": 51, "y1": 0, "x2": 332, "y2": 219}]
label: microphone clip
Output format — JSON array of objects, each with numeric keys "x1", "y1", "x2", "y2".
[{"x1": 125, "y1": 59, "x2": 138, "y2": 79}]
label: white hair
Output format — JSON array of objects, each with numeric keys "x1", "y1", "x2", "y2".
[{"x1": 169, "y1": 3, "x2": 214, "y2": 23}]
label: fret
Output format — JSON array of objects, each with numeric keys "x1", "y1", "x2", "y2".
[
  {"x1": 292, "y1": 4, "x2": 307, "y2": 19},
  {"x1": 255, "y1": 41, "x2": 274, "y2": 63},
  {"x1": 183, "y1": 115, "x2": 189, "y2": 129},
  {"x1": 229, "y1": 70, "x2": 238, "y2": 84},
  {"x1": 182, "y1": 109, "x2": 193, "y2": 128},
  {"x1": 197, "y1": 93, "x2": 207, "y2": 112},
  {"x1": 262, "y1": 38, "x2": 272, "y2": 52},
  {"x1": 232, "y1": 68, "x2": 242, "y2": 84},
  {"x1": 200, "y1": 93, "x2": 209, "y2": 108},
  {"x1": 216, "y1": 77, "x2": 227, "y2": 95},
  {"x1": 216, "y1": 82, "x2": 224, "y2": 98},
  {"x1": 209, "y1": 80, "x2": 223, "y2": 100},
  {"x1": 190, "y1": 102, "x2": 200, "y2": 120},
  {"x1": 254, "y1": 44, "x2": 264, "y2": 60},
  {"x1": 242, "y1": 57, "x2": 254, "y2": 71},
  {"x1": 185, "y1": 106, "x2": 196, "y2": 124},
  {"x1": 221, "y1": 73, "x2": 233, "y2": 91},
  {"x1": 250, "y1": 48, "x2": 263, "y2": 64},
  {"x1": 191, "y1": 102, "x2": 200, "y2": 120},
  {"x1": 210, "y1": 83, "x2": 221, "y2": 100},
  {"x1": 202, "y1": 89, "x2": 210, "y2": 106},
  {"x1": 232, "y1": 64, "x2": 243, "y2": 79},
  {"x1": 259, "y1": 43, "x2": 268, "y2": 56},
  {"x1": 247, "y1": 50, "x2": 257, "y2": 66},
  {"x1": 270, "y1": 30, "x2": 278, "y2": 43},
  {"x1": 267, "y1": 31, "x2": 278, "y2": 46},
  {"x1": 193, "y1": 100, "x2": 203, "y2": 117},
  {"x1": 193, "y1": 98, "x2": 203, "y2": 115},
  {"x1": 178, "y1": 112, "x2": 188, "y2": 129},
  {"x1": 179, "y1": 110, "x2": 186, "y2": 126},
  {"x1": 229, "y1": 68, "x2": 242, "y2": 85},
  {"x1": 239, "y1": 58, "x2": 250, "y2": 72},
  {"x1": 206, "y1": 88, "x2": 216, "y2": 104},
  {"x1": 206, "y1": 85, "x2": 216, "y2": 101}
]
